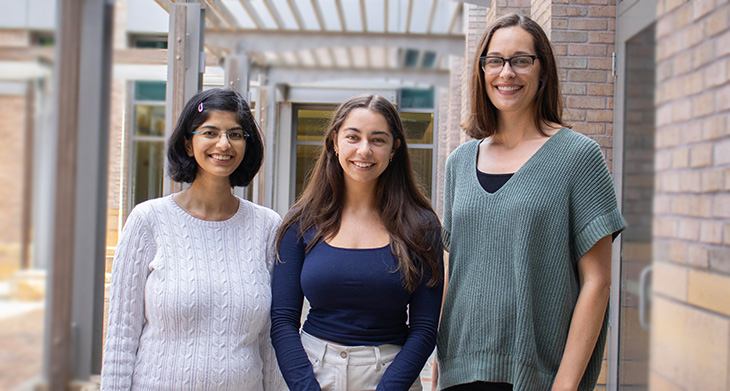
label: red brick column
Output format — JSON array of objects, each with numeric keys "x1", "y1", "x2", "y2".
[{"x1": 531, "y1": 0, "x2": 617, "y2": 167}]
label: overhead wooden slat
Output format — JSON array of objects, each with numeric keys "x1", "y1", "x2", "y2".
[
  {"x1": 384, "y1": 0, "x2": 389, "y2": 33},
  {"x1": 310, "y1": 49, "x2": 321, "y2": 67},
  {"x1": 311, "y1": 0, "x2": 326, "y2": 31},
  {"x1": 290, "y1": 51, "x2": 303, "y2": 67},
  {"x1": 287, "y1": 0, "x2": 305, "y2": 30},
  {"x1": 360, "y1": 0, "x2": 367, "y2": 32},
  {"x1": 205, "y1": 44, "x2": 223, "y2": 63},
  {"x1": 327, "y1": 47, "x2": 336, "y2": 68},
  {"x1": 426, "y1": 0, "x2": 437, "y2": 34},
  {"x1": 239, "y1": 0, "x2": 264, "y2": 29},
  {"x1": 346, "y1": 47, "x2": 355, "y2": 68},
  {"x1": 153, "y1": 0, "x2": 171, "y2": 12},
  {"x1": 249, "y1": 51, "x2": 266, "y2": 65},
  {"x1": 365, "y1": 46, "x2": 371, "y2": 68},
  {"x1": 206, "y1": 30, "x2": 466, "y2": 56},
  {"x1": 252, "y1": 65, "x2": 451, "y2": 86},
  {"x1": 334, "y1": 0, "x2": 347, "y2": 30},
  {"x1": 406, "y1": 0, "x2": 414, "y2": 33},
  {"x1": 274, "y1": 52, "x2": 286, "y2": 65},
  {"x1": 448, "y1": 2, "x2": 462, "y2": 34},
  {"x1": 206, "y1": 0, "x2": 241, "y2": 29},
  {"x1": 202, "y1": 3, "x2": 225, "y2": 30},
  {"x1": 263, "y1": 0, "x2": 285, "y2": 29}
]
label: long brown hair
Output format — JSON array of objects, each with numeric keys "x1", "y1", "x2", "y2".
[
  {"x1": 276, "y1": 94, "x2": 442, "y2": 292},
  {"x1": 463, "y1": 13, "x2": 567, "y2": 139}
]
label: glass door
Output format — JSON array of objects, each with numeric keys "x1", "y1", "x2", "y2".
[{"x1": 609, "y1": 1, "x2": 657, "y2": 390}]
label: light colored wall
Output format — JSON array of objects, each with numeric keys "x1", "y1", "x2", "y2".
[{"x1": 650, "y1": 0, "x2": 730, "y2": 390}]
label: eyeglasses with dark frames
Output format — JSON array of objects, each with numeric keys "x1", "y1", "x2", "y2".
[{"x1": 479, "y1": 55, "x2": 538, "y2": 75}]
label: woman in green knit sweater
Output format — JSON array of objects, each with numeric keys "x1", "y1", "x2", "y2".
[{"x1": 434, "y1": 14, "x2": 626, "y2": 391}]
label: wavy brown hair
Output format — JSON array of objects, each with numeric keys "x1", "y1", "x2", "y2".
[
  {"x1": 276, "y1": 94, "x2": 442, "y2": 292},
  {"x1": 463, "y1": 13, "x2": 567, "y2": 139}
]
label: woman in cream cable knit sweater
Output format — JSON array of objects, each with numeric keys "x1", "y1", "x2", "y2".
[{"x1": 101, "y1": 88, "x2": 285, "y2": 391}]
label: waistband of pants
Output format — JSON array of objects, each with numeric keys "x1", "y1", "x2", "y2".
[{"x1": 301, "y1": 330, "x2": 402, "y2": 368}]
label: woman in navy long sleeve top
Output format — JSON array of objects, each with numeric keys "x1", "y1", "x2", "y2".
[{"x1": 271, "y1": 94, "x2": 444, "y2": 391}]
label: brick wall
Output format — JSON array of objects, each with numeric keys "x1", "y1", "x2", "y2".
[
  {"x1": 461, "y1": 4, "x2": 488, "y2": 129},
  {"x1": 534, "y1": 0, "x2": 617, "y2": 167},
  {"x1": 105, "y1": 80, "x2": 127, "y2": 255},
  {"x1": 0, "y1": 93, "x2": 27, "y2": 277},
  {"x1": 650, "y1": 0, "x2": 730, "y2": 390}
]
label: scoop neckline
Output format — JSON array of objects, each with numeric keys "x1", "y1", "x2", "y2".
[{"x1": 321, "y1": 240, "x2": 390, "y2": 251}]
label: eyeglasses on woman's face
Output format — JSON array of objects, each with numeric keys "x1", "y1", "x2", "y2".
[
  {"x1": 192, "y1": 129, "x2": 249, "y2": 143},
  {"x1": 480, "y1": 55, "x2": 538, "y2": 75}
]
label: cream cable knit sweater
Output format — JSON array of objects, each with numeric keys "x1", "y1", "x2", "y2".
[{"x1": 101, "y1": 195, "x2": 285, "y2": 391}]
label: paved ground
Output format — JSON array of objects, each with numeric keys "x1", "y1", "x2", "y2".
[
  {"x1": 0, "y1": 304, "x2": 44, "y2": 390},
  {"x1": 0, "y1": 300, "x2": 435, "y2": 390}
]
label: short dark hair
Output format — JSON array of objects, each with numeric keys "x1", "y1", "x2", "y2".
[
  {"x1": 463, "y1": 14, "x2": 566, "y2": 139},
  {"x1": 167, "y1": 88, "x2": 264, "y2": 187}
]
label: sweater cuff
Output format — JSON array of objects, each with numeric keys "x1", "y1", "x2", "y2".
[{"x1": 574, "y1": 208, "x2": 626, "y2": 260}]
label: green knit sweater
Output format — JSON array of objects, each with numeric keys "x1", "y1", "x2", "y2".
[{"x1": 437, "y1": 128, "x2": 626, "y2": 391}]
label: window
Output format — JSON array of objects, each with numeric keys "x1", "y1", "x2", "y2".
[
  {"x1": 130, "y1": 34, "x2": 168, "y2": 49},
  {"x1": 400, "y1": 88, "x2": 436, "y2": 200},
  {"x1": 293, "y1": 106, "x2": 335, "y2": 200},
  {"x1": 130, "y1": 81, "x2": 166, "y2": 208},
  {"x1": 400, "y1": 111, "x2": 435, "y2": 199}
]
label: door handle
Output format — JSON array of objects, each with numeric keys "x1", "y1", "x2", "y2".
[{"x1": 639, "y1": 265, "x2": 653, "y2": 330}]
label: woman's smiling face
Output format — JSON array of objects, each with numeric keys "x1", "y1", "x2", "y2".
[
  {"x1": 334, "y1": 108, "x2": 398, "y2": 188},
  {"x1": 186, "y1": 110, "x2": 246, "y2": 182},
  {"x1": 484, "y1": 26, "x2": 541, "y2": 118}
]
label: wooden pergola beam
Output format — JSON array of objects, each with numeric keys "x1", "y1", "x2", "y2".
[{"x1": 206, "y1": 29, "x2": 465, "y2": 56}]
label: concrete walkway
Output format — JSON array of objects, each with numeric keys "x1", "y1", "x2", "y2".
[{"x1": 0, "y1": 303, "x2": 44, "y2": 390}]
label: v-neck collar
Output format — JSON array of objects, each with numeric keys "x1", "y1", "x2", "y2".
[{"x1": 471, "y1": 127, "x2": 568, "y2": 196}]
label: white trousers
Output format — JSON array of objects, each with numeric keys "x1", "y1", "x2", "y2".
[{"x1": 301, "y1": 331, "x2": 423, "y2": 391}]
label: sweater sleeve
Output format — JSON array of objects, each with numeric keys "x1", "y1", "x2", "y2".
[
  {"x1": 101, "y1": 207, "x2": 156, "y2": 391},
  {"x1": 261, "y1": 213, "x2": 287, "y2": 391},
  {"x1": 377, "y1": 226, "x2": 444, "y2": 391},
  {"x1": 442, "y1": 151, "x2": 456, "y2": 250},
  {"x1": 569, "y1": 140, "x2": 627, "y2": 260},
  {"x1": 270, "y1": 224, "x2": 322, "y2": 391}
]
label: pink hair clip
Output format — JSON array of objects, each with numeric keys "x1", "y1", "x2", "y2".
[{"x1": 198, "y1": 102, "x2": 204, "y2": 112}]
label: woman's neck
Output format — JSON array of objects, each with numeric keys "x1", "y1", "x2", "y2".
[
  {"x1": 493, "y1": 111, "x2": 561, "y2": 147},
  {"x1": 174, "y1": 177, "x2": 238, "y2": 221},
  {"x1": 342, "y1": 181, "x2": 378, "y2": 212}
]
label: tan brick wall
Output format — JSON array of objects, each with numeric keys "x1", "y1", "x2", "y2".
[
  {"x1": 0, "y1": 93, "x2": 27, "y2": 278},
  {"x1": 0, "y1": 94, "x2": 26, "y2": 244},
  {"x1": 651, "y1": 0, "x2": 730, "y2": 390}
]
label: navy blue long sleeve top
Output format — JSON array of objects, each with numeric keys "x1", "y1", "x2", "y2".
[{"x1": 271, "y1": 223, "x2": 443, "y2": 391}]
